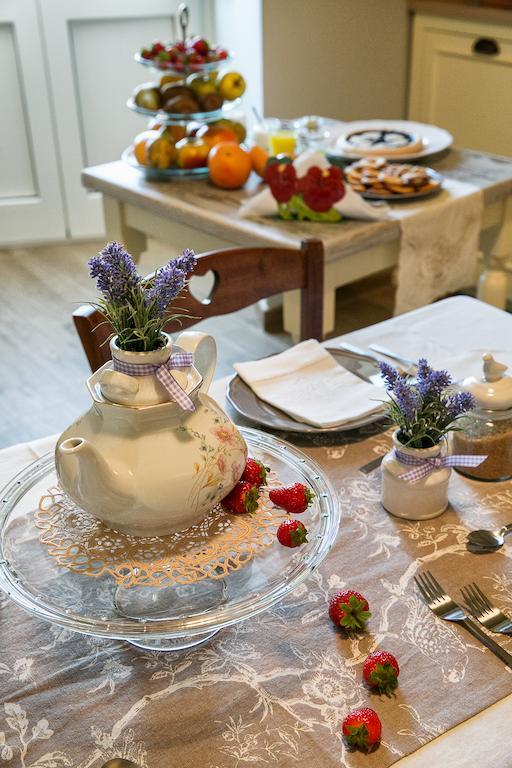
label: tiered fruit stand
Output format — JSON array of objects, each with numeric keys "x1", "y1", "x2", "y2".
[{"x1": 124, "y1": 4, "x2": 245, "y2": 180}]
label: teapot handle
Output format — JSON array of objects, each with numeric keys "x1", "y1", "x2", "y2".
[{"x1": 175, "y1": 331, "x2": 216, "y2": 393}]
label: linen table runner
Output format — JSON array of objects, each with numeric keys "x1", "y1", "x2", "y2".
[
  {"x1": 391, "y1": 180, "x2": 484, "y2": 316},
  {"x1": 1, "y1": 428, "x2": 512, "y2": 768}
]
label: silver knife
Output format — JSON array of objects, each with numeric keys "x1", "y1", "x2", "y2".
[
  {"x1": 327, "y1": 344, "x2": 383, "y2": 386},
  {"x1": 367, "y1": 344, "x2": 417, "y2": 372}
]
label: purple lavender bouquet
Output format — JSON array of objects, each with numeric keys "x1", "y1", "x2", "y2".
[
  {"x1": 379, "y1": 358, "x2": 475, "y2": 448},
  {"x1": 88, "y1": 242, "x2": 197, "y2": 352}
]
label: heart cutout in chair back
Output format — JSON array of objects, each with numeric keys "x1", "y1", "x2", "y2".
[{"x1": 188, "y1": 270, "x2": 218, "y2": 305}]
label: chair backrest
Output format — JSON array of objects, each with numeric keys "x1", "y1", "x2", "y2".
[{"x1": 73, "y1": 238, "x2": 324, "y2": 372}]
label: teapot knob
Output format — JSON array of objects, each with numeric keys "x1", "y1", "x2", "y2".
[
  {"x1": 483, "y1": 352, "x2": 508, "y2": 383},
  {"x1": 175, "y1": 331, "x2": 216, "y2": 393}
]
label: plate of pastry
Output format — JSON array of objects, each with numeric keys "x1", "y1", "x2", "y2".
[
  {"x1": 331, "y1": 120, "x2": 453, "y2": 161},
  {"x1": 345, "y1": 158, "x2": 442, "y2": 200}
]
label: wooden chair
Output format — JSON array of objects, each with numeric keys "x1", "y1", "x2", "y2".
[{"x1": 73, "y1": 238, "x2": 324, "y2": 372}]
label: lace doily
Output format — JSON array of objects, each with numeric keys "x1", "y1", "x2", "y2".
[{"x1": 35, "y1": 481, "x2": 289, "y2": 589}]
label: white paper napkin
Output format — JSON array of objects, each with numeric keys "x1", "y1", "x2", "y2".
[
  {"x1": 239, "y1": 149, "x2": 390, "y2": 221},
  {"x1": 234, "y1": 339, "x2": 384, "y2": 428}
]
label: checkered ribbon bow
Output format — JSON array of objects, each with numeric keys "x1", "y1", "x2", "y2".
[
  {"x1": 395, "y1": 450, "x2": 487, "y2": 483},
  {"x1": 113, "y1": 352, "x2": 195, "y2": 411}
]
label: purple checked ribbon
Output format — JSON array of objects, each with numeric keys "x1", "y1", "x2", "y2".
[
  {"x1": 395, "y1": 450, "x2": 487, "y2": 483},
  {"x1": 113, "y1": 352, "x2": 195, "y2": 411}
]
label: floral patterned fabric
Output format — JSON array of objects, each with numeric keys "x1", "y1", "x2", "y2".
[{"x1": 1, "y1": 423, "x2": 512, "y2": 768}]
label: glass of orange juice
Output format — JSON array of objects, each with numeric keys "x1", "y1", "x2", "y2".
[{"x1": 268, "y1": 119, "x2": 297, "y2": 157}]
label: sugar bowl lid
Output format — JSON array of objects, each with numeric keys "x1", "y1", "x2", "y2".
[{"x1": 462, "y1": 353, "x2": 512, "y2": 410}]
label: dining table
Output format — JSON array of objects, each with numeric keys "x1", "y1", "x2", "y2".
[
  {"x1": 82, "y1": 148, "x2": 512, "y2": 338},
  {"x1": 1, "y1": 295, "x2": 512, "y2": 768}
]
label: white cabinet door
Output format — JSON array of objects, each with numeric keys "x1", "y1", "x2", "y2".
[
  {"x1": 0, "y1": 0, "x2": 66, "y2": 244},
  {"x1": 39, "y1": 0, "x2": 208, "y2": 239},
  {"x1": 409, "y1": 15, "x2": 512, "y2": 157}
]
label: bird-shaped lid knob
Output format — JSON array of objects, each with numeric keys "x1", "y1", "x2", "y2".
[
  {"x1": 483, "y1": 353, "x2": 508, "y2": 383},
  {"x1": 462, "y1": 353, "x2": 512, "y2": 410}
]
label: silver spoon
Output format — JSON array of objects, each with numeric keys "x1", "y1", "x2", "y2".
[
  {"x1": 101, "y1": 760, "x2": 140, "y2": 768},
  {"x1": 467, "y1": 523, "x2": 512, "y2": 552}
]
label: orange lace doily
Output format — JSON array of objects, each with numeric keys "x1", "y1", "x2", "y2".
[{"x1": 35, "y1": 480, "x2": 288, "y2": 589}]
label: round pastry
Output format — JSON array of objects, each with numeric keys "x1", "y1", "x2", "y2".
[
  {"x1": 344, "y1": 157, "x2": 440, "y2": 198},
  {"x1": 338, "y1": 128, "x2": 425, "y2": 157}
]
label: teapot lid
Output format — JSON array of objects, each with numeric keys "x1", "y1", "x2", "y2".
[{"x1": 462, "y1": 353, "x2": 512, "y2": 410}]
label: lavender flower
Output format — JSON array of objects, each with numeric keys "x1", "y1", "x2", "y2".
[
  {"x1": 146, "y1": 249, "x2": 197, "y2": 315},
  {"x1": 88, "y1": 242, "x2": 197, "y2": 352},
  {"x1": 393, "y1": 377, "x2": 420, "y2": 421},
  {"x1": 172, "y1": 248, "x2": 197, "y2": 274},
  {"x1": 379, "y1": 361, "x2": 401, "y2": 389},
  {"x1": 381, "y1": 357, "x2": 473, "y2": 448},
  {"x1": 446, "y1": 391, "x2": 475, "y2": 420},
  {"x1": 88, "y1": 242, "x2": 140, "y2": 301},
  {"x1": 416, "y1": 358, "x2": 432, "y2": 381},
  {"x1": 417, "y1": 366, "x2": 452, "y2": 398}
]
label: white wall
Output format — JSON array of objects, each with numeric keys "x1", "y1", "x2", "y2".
[
  {"x1": 212, "y1": 0, "x2": 264, "y2": 127},
  {"x1": 262, "y1": 0, "x2": 409, "y2": 121}
]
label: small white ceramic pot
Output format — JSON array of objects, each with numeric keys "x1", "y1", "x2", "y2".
[{"x1": 381, "y1": 431, "x2": 450, "y2": 520}]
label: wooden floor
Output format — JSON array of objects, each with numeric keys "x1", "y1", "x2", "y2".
[{"x1": 0, "y1": 239, "x2": 395, "y2": 448}]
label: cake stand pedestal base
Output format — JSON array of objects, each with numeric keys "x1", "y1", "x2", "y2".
[{"x1": 113, "y1": 579, "x2": 226, "y2": 652}]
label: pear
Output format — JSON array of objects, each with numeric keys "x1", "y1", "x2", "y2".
[{"x1": 133, "y1": 84, "x2": 161, "y2": 111}]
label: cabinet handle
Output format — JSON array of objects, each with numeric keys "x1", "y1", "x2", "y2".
[{"x1": 473, "y1": 37, "x2": 500, "y2": 55}]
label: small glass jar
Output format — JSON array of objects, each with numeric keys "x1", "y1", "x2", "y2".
[
  {"x1": 452, "y1": 353, "x2": 512, "y2": 481},
  {"x1": 268, "y1": 119, "x2": 297, "y2": 157}
]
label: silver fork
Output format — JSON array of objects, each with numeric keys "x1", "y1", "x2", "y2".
[
  {"x1": 461, "y1": 582, "x2": 512, "y2": 635},
  {"x1": 414, "y1": 570, "x2": 512, "y2": 669}
]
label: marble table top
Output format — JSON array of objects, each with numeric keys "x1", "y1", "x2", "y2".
[{"x1": 82, "y1": 149, "x2": 512, "y2": 261}]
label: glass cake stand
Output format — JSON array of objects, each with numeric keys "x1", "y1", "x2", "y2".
[{"x1": 0, "y1": 428, "x2": 339, "y2": 651}]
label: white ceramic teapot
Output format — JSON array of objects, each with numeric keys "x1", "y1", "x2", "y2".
[{"x1": 55, "y1": 331, "x2": 247, "y2": 537}]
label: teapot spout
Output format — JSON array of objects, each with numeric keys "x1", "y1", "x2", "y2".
[{"x1": 56, "y1": 437, "x2": 133, "y2": 514}]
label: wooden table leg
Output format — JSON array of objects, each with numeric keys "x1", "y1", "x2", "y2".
[
  {"x1": 477, "y1": 195, "x2": 512, "y2": 308},
  {"x1": 283, "y1": 285, "x2": 336, "y2": 341},
  {"x1": 102, "y1": 196, "x2": 147, "y2": 264}
]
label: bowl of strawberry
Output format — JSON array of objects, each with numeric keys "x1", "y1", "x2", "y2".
[{"x1": 136, "y1": 38, "x2": 231, "y2": 74}]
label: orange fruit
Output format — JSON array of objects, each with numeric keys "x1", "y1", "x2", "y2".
[
  {"x1": 196, "y1": 124, "x2": 238, "y2": 149},
  {"x1": 208, "y1": 142, "x2": 252, "y2": 189},
  {"x1": 250, "y1": 145, "x2": 269, "y2": 178},
  {"x1": 133, "y1": 130, "x2": 159, "y2": 165}
]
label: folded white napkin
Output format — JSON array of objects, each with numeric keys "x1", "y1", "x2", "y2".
[
  {"x1": 234, "y1": 339, "x2": 384, "y2": 428},
  {"x1": 239, "y1": 149, "x2": 390, "y2": 222}
]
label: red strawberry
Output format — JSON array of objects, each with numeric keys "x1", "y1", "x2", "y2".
[
  {"x1": 328, "y1": 590, "x2": 371, "y2": 631},
  {"x1": 151, "y1": 41, "x2": 165, "y2": 55},
  {"x1": 217, "y1": 47, "x2": 229, "y2": 60},
  {"x1": 191, "y1": 36, "x2": 209, "y2": 56},
  {"x1": 363, "y1": 650, "x2": 399, "y2": 695},
  {"x1": 276, "y1": 519, "x2": 308, "y2": 548},
  {"x1": 342, "y1": 707, "x2": 381, "y2": 752},
  {"x1": 221, "y1": 481, "x2": 259, "y2": 515},
  {"x1": 140, "y1": 47, "x2": 152, "y2": 60},
  {"x1": 269, "y1": 483, "x2": 314, "y2": 514},
  {"x1": 241, "y1": 458, "x2": 269, "y2": 487}
]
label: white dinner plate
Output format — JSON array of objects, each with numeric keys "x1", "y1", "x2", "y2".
[{"x1": 329, "y1": 120, "x2": 453, "y2": 161}]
